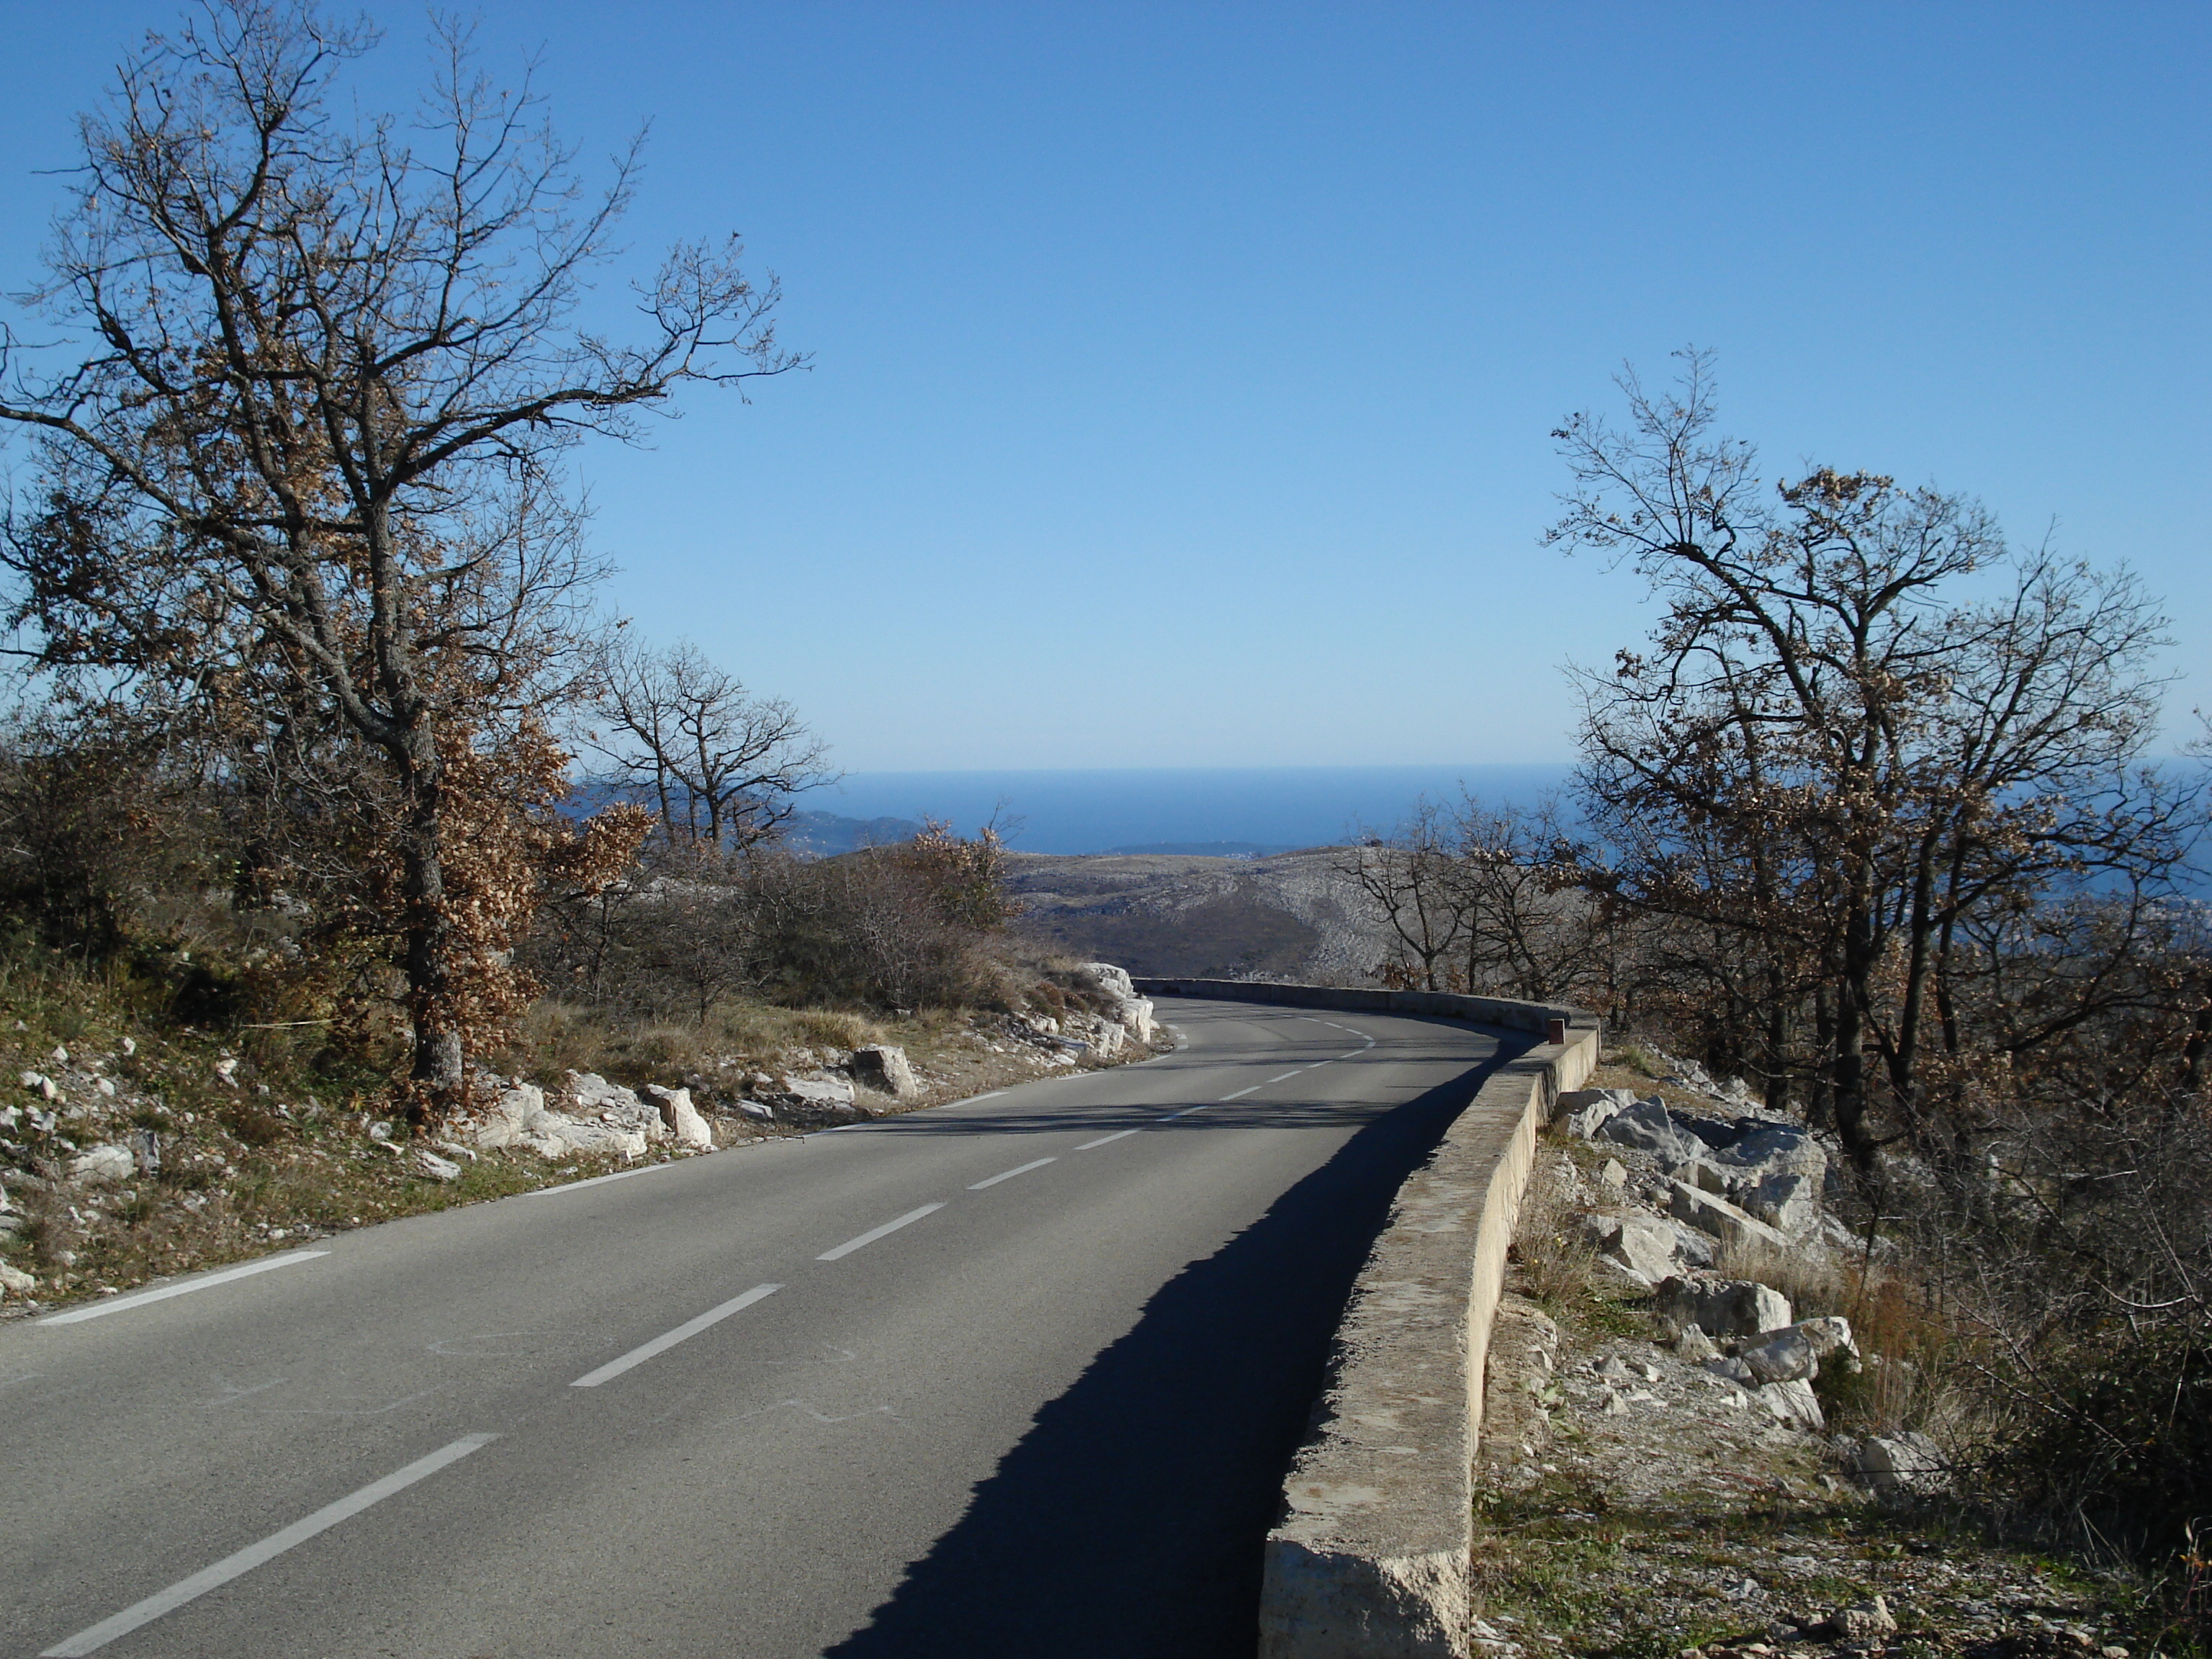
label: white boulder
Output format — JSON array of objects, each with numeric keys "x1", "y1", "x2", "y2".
[
  {"x1": 642, "y1": 1084, "x2": 715, "y2": 1151},
  {"x1": 562, "y1": 1071, "x2": 666, "y2": 1144},
  {"x1": 1080, "y1": 962, "x2": 1136, "y2": 1002},
  {"x1": 1077, "y1": 963, "x2": 1156, "y2": 1043},
  {"x1": 1655, "y1": 1277, "x2": 1793, "y2": 1339},
  {"x1": 1552, "y1": 1087, "x2": 1635, "y2": 1138},
  {"x1": 1584, "y1": 1211, "x2": 1689, "y2": 1281},
  {"x1": 782, "y1": 1074, "x2": 857, "y2": 1109},
  {"x1": 1740, "y1": 1316, "x2": 1856, "y2": 1386},
  {"x1": 0, "y1": 1261, "x2": 37, "y2": 1294},
  {"x1": 471, "y1": 1081, "x2": 547, "y2": 1150},
  {"x1": 849, "y1": 1045, "x2": 920, "y2": 1098},
  {"x1": 1663, "y1": 1178, "x2": 1792, "y2": 1252},
  {"x1": 471, "y1": 1080, "x2": 647, "y2": 1158},
  {"x1": 1844, "y1": 1431, "x2": 1947, "y2": 1497},
  {"x1": 1593, "y1": 1097, "x2": 1702, "y2": 1163},
  {"x1": 530, "y1": 1112, "x2": 648, "y2": 1158},
  {"x1": 1742, "y1": 1169, "x2": 1822, "y2": 1234},
  {"x1": 1758, "y1": 1377, "x2": 1827, "y2": 1431},
  {"x1": 68, "y1": 1143, "x2": 136, "y2": 1185},
  {"x1": 1715, "y1": 1120, "x2": 1827, "y2": 1182},
  {"x1": 1701, "y1": 1354, "x2": 1756, "y2": 1386},
  {"x1": 415, "y1": 1148, "x2": 464, "y2": 1182}
]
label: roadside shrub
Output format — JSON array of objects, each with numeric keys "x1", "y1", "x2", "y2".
[{"x1": 1990, "y1": 1331, "x2": 2212, "y2": 1567}]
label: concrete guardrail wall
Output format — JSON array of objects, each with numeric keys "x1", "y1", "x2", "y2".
[{"x1": 1133, "y1": 978, "x2": 1602, "y2": 1659}]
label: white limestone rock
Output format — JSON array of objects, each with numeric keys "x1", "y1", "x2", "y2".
[
  {"x1": 68, "y1": 1143, "x2": 136, "y2": 1185},
  {"x1": 1586, "y1": 1211, "x2": 1689, "y2": 1281},
  {"x1": 849, "y1": 1045, "x2": 920, "y2": 1098},
  {"x1": 1655, "y1": 1277, "x2": 1794, "y2": 1339},
  {"x1": 1740, "y1": 1316, "x2": 1857, "y2": 1386},
  {"x1": 415, "y1": 1148, "x2": 464, "y2": 1182},
  {"x1": 1079, "y1": 961, "x2": 1136, "y2": 1002},
  {"x1": 1742, "y1": 1169, "x2": 1822, "y2": 1234},
  {"x1": 562, "y1": 1071, "x2": 666, "y2": 1144},
  {"x1": 1758, "y1": 1377, "x2": 1827, "y2": 1431},
  {"x1": 1593, "y1": 1097, "x2": 1702, "y2": 1162},
  {"x1": 1844, "y1": 1431, "x2": 1948, "y2": 1497},
  {"x1": 1552, "y1": 1087, "x2": 1636, "y2": 1138},
  {"x1": 642, "y1": 1084, "x2": 716, "y2": 1151},
  {"x1": 1714, "y1": 1120, "x2": 1827, "y2": 1182},
  {"x1": 471, "y1": 1081, "x2": 546, "y2": 1150},
  {"x1": 526, "y1": 1112, "x2": 647, "y2": 1159},
  {"x1": 1077, "y1": 963, "x2": 1156, "y2": 1043},
  {"x1": 1662, "y1": 1177, "x2": 1792, "y2": 1251},
  {"x1": 782, "y1": 1074, "x2": 857, "y2": 1109},
  {"x1": 1824, "y1": 1597, "x2": 1897, "y2": 1642}
]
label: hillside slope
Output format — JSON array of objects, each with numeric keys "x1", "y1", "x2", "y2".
[{"x1": 1005, "y1": 846, "x2": 1388, "y2": 982}]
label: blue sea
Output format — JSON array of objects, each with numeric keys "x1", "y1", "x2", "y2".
[{"x1": 796, "y1": 765, "x2": 1575, "y2": 855}]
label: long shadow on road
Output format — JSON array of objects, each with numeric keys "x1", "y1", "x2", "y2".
[{"x1": 823, "y1": 1035, "x2": 1527, "y2": 1659}]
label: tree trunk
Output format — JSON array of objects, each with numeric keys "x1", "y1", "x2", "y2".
[{"x1": 397, "y1": 738, "x2": 464, "y2": 1123}]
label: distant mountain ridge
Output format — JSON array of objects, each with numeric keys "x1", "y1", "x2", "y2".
[
  {"x1": 783, "y1": 809, "x2": 925, "y2": 857},
  {"x1": 1102, "y1": 840, "x2": 1297, "y2": 858}
]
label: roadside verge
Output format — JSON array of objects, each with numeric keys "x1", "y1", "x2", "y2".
[{"x1": 1135, "y1": 979, "x2": 1601, "y2": 1659}]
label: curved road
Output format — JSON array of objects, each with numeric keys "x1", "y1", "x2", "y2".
[{"x1": 4, "y1": 997, "x2": 1522, "y2": 1658}]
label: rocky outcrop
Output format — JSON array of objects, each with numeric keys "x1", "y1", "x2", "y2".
[
  {"x1": 1079, "y1": 962, "x2": 1158, "y2": 1045},
  {"x1": 1553, "y1": 1052, "x2": 1888, "y2": 1443},
  {"x1": 469, "y1": 1075, "x2": 655, "y2": 1158}
]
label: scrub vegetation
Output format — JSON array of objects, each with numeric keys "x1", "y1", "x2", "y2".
[{"x1": 0, "y1": 0, "x2": 1146, "y2": 1317}]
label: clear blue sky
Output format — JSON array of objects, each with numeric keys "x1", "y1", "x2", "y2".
[{"x1": 4, "y1": 3, "x2": 2205, "y2": 770}]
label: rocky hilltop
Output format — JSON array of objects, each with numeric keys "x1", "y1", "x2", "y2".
[{"x1": 1004, "y1": 846, "x2": 1389, "y2": 981}]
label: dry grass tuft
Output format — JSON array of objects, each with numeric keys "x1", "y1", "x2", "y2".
[
  {"x1": 1513, "y1": 1142, "x2": 1604, "y2": 1309},
  {"x1": 1715, "y1": 1233, "x2": 1847, "y2": 1318}
]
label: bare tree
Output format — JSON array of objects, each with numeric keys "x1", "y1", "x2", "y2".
[
  {"x1": 588, "y1": 639, "x2": 834, "y2": 853},
  {"x1": 1339, "y1": 793, "x2": 1616, "y2": 1002},
  {"x1": 0, "y1": 2, "x2": 799, "y2": 1111},
  {"x1": 1336, "y1": 799, "x2": 1470, "y2": 992},
  {"x1": 1548, "y1": 349, "x2": 2193, "y2": 1166},
  {"x1": 1445, "y1": 793, "x2": 1614, "y2": 1004}
]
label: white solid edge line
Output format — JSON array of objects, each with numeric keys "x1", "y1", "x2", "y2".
[
  {"x1": 40, "y1": 1250, "x2": 329, "y2": 1326},
  {"x1": 521, "y1": 1161, "x2": 681, "y2": 1200},
  {"x1": 1074, "y1": 1129, "x2": 1141, "y2": 1150},
  {"x1": 1220, "y1": 1085, "x2": 1261, "y2": 1101},
  {"x1": 817, "y1": 1202, "x2": 944, "y2": 1262},
  {"x1": 40, "y1": 1432, "x2": 500, "y2": 1656},
  {"x1": 968, "y1": 1157, "x2": 1056, "y2": 1190},
  {"x1": 963, "y1": 1091, "x2": 1007, "y2": 1103},
  {"x1": 570, "y1": 1283, "x2": 782, "y2": 1388}
]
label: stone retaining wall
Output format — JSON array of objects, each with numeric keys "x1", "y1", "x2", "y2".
[{"x1": 1134, "y1": 979, "x2": 1602, "y2": 1658}]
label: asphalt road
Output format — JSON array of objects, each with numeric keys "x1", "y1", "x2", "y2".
[{"x1": 3, "y1": 996, "x2": 1522, "y2": 1659}]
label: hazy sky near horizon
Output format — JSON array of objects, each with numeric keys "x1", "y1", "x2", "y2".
[{"x1": 2, "y1": 3, "x2": 2205, "y2": 770}]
